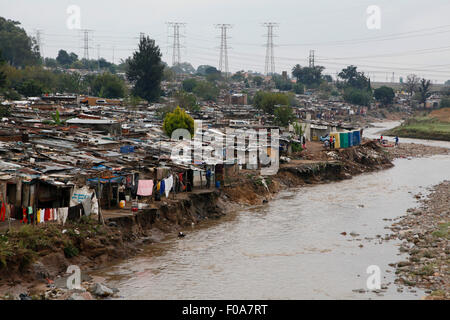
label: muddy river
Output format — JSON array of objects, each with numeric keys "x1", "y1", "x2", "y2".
[{"x1": 93, "y1": 123, "x2": 450, "y2": 299}]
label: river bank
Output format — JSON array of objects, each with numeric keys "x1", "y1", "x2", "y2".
[
  {"x1": 383, "y1": 108, "x2": 450, "y2": 142},
  {"x1": 390, "y1": 181, "x2": 449, "y2": 300},
  {"x1": 0, "y1": 139, "x2": 447, "y2": 300}
]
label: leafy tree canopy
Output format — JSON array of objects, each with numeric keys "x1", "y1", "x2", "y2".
[
  {"x1": 343, "y1": 88, "x2": 372, "y2": 106},
  {"x1": 374, "y1": 86, "x2": 395, "y2": 106},
  {"x1": 90, "y1": 72, "x2": 126, "y2": 98},
  {"x1": 182, "y1": 78, "x2": 198, "y2": 92},
  {"x1": 291, "y1": 64, "x2": 325, "y2": 87},
  {"x1": 126, "y1": 36, "x2": 164, "y2": 102},
  {"x1": 253, "y1": 91, "x2": 289, "y2": 114},
  {"x1": 0, "y1": 17, "x2": 40, "y2": 67},
  {"x1": 193, "y1": 80, "x2": 219, "y2": 101},
  {"x1": 163, "y1": 106, "x2": 194, "y2": 137},
  {"x1": 174, "y1": 90, "x2": 198, "y2": 111},
  {"x1": 338, "y1": 65, "x2": 370, "y2": 90},
  {"x1": 274, "y1": 105, "x2": 295, "y2": 127}
]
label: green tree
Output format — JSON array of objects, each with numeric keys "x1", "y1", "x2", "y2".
[
  {"x1": 17, "y1": 79, "x2": 44, "y2": 96},
  {"x1": 56, "y1": 50, "x2": 78, "y2": 67},
  {"x1": 343, "y1": 88, "x2": 372, "y2": 106},
  {"x1": 338, "y1": 65, "x2": 370, "y2": 90},
  {"x1": 182, "y1": 78, "x2": 198, "y2": 92},
  {"x1": 274, "y1": 105, "x2": 294, "y2": 127},
  {"x1": 196, "y1": 65, "x2": 215, "y2": 75},
  {"x1": 273, "y1": 74, "x2": 293, "y2": 91},
  {"x1": 162, "y1": 66, "x2": 176, "y2": 81},
  {"x1": 91, "y1": 73, "x2": 126, "y2": 98},
  {"x1": 205, "y1": 69, "x2": 222, "y2": 82},
  {"x1": 163, "y1": 106, "x2": 194, "y2": 137},
  {"x1": 253, "y1": 91, "x2": 289, "y2": 114},
  {"x1": 231, "y1": 71, "x2": 245, "y2": 82},
  {"x1": 126, "y1": 36, "x2": 164, "y2": 102},
  {"x1": 174, "y1": 90, "x2": 198, "y2": 111},
  {"x1": 253, "y1": 76, "x2": 263, "y2": 87},
  {"x1": 293, "y1": 83, "x2": 304, "y2": 94},
  {"x1": 0, "y1": 17, "x2": 40, "y2": 67},
  {"x1": 291, "y1": 64, "x2": 325, "y2": 87},
  {"x1": 374, "y1": 86, "x2": 395, "y2": 106},
  {"x1": 403, "y1": 74, "x2": 419, "y2": 97},
  {"x1": 293, "y1": 122, "x2": 304, "y2": 137},
  {"x1": 322, "y1": 74, "x2": 333, "y2": 83},
  {"x1": 193, "y1": 80, "x2": 219, "y2": 101},
  {"x1": 440, "y1": 97, "x2": 450, "y2": 109},
  {"x1": 44, "y1": 57, "x2": 58, "y2": 68},
  {"x1": 0, "y1": 49, "x2": 6, "y2": 91},
  {"x1": 56, "y1": 72, "x2": 85, "y2": 94},
  {"x1": 417, "y1": 78, "x2": 432, "y2": 108}
]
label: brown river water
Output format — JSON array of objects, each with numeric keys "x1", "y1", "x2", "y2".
[{"x1": 92, "y1": 123, "x2": 450, "y2": 299}]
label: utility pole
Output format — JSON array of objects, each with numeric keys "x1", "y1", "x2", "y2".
[
  {"x1": 309, "y1": 50, "x2": 315, "y2": 68},
  {"x1": 35, "y1": 29, "x2": 44, "y2": 58},
  {"x1": 216, "y1": 24, "x2": 232, "y2": 77},
  {"x1": 167, "y1": 22, "x2": 185, "y2": 66},
  {"x1": 97, "y1": 44, "x2": 101, "y2": 70},
  {"x1": 263, "y1": 22, "x2": 277, "y2": 76}
]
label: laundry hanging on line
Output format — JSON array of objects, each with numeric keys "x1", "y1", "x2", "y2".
[
  {"x1": 137, "y1": 180, "x2": 154, "y2": 196},
  {"x1": 164, "y1": 175, "x2": 173, "y2": 198}
]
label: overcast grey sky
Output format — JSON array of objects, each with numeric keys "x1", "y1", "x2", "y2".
[{"x1": 1, "y1": 0, "x2": 450, "y2": 82}]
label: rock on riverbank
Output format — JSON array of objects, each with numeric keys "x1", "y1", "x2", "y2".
[
  {"x1": 384, "y1": 143, "x2": 450, "y2": 160},
  {"x1": 391, "y1": 181, "x2": 450, "y2": 300}
]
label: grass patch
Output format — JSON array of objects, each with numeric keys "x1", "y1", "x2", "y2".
[
  {"x1": 63, "y1": 241, "x2": 79, "y2": 258},
  {"x1": 430, "y1": 290, "x2": 445, "y2": 297},
  {"x1": 385, "y1": 115, "x2": 450, "y2": 141},
  {"x1": 0, "y1": 216, "x2": 105, "y2": 270},
  {"x1": 431, "y1": 222, "x2": 450, "y2": 239},
  {"x1": 415, "y1": 265, "x2": 435, "y2": 276}
]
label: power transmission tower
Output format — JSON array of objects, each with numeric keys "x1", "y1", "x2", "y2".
[
  {"x1": 309, "y1": 50, "x2": 315, "y2": 68},
  {"x1": 35, "y1": 29, "x2": 43, "y2": 58},
  {"x1": 216, "y1": 24, "x2": 232, "y2": 77},
  {"x1": 263, "y1": 22, "x2": 277, "y2": 75},
  {"x1": 167, "y1": 22, "x2": 185, "y2": 66},
  {"x1": 81, "y1": 29, "x2": 92, "y2": 60},
  {"x1": 97, "y1": 44, "x2": 101, "y2": 70}
]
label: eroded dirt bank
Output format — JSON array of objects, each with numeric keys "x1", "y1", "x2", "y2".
[
  {"x1": 0, "y1": 140, "x2": 445, "y2": 299},
  {"x1": 0, "y1": 191, "x2": 228, "y2": 299}
]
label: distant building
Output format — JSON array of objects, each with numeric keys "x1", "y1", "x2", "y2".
[
  {"x1": 224, "y1": 93, "x2": 248, "y2": 106},
  {"x1": 80, "y1": 96, "x2": 122, "y2": 106}
]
